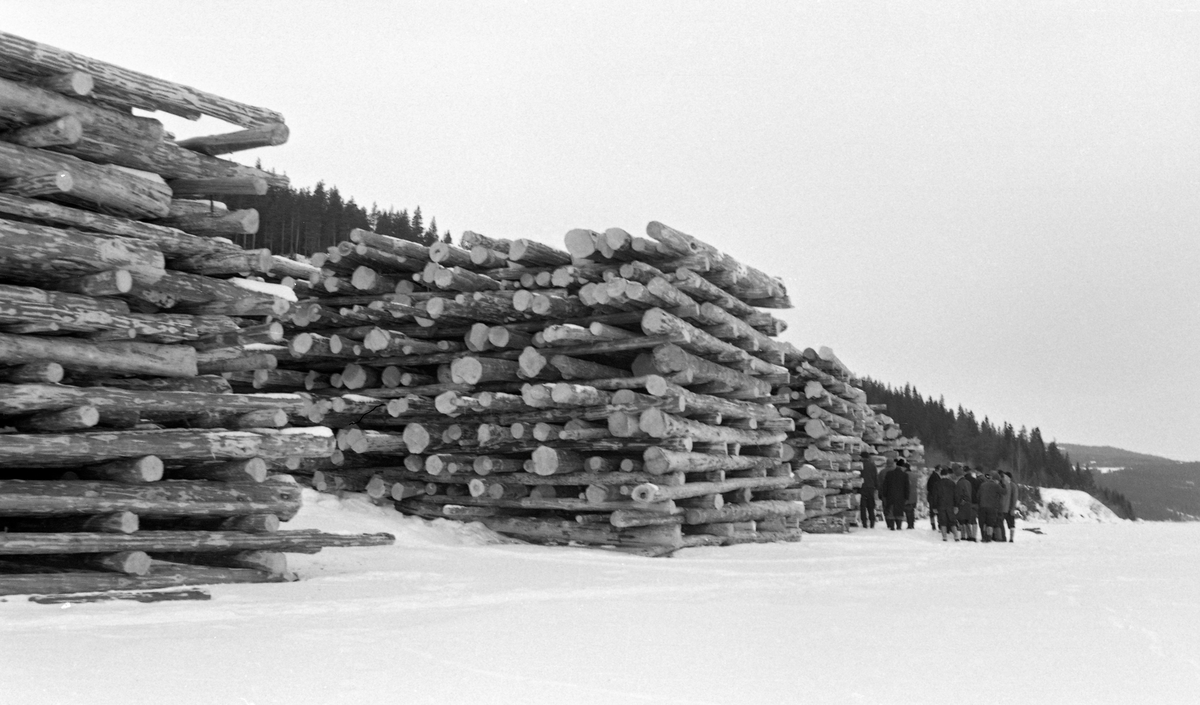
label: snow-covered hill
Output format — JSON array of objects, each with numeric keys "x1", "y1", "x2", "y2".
[{"x1": 1023, "y1": 487, "x2": 1124, "y2": 523}]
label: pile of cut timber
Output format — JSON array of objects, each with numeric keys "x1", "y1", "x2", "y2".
[
  {"x1": 260, "y1": 218, "x2": 926, "y2": 554},
  {"x1": 0, "y1": 31, "x2": 391, "y2": 597}
]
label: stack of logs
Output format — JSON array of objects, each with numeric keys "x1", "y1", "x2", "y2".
[
  {"x1": 260, "y1": 217, "x2": 925, "y2": 554},
  {"x1": 0, "y1": 31, "x2": 391, "y2": 597}
]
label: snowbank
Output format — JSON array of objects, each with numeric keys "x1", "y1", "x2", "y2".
[{"x1": 1024, "y1": 487, "x2": 1123, "y2": 523}]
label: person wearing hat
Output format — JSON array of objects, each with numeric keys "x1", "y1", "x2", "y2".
[
  {"x1": 904, "y1": 460, "x2": 921, "y2": 529},
  {"x1": 955, "y1": 465, "x2": 977, "y2": 541},
  {"x1": 978, "y1": 471, "x2": 1004, "y2": 543},
  {"x1": 881, "y1": 457, "x2": 910, "y2": 530},
  {"x1": 858, "y1": 450, "x2": 878, "y2": 529},
  {"x1": 935, "y1": 468, "x2": 960, "y2": 541},
  {"x1": 926, "y1": 465, "x2": 943, "y2": 531}
]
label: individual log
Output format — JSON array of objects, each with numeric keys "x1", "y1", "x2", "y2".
[
  {"x1": 642, "y1": 447, "x2": 780, "y2": 475},
  {"x1": 451, "y1": 356, "x2": 522, "y2": 385},
  {"x1": 0, "y1": 73, "x2": 161, "y2": 149},
  {"x1": 0, "y1": 428, "x2": 329, "y2": 467},
  {"x1": 0, "y1": 561, "x2": 288, "y2": 596},
  {"x1": 0, "y1": 194, "x2": 223, "y2": 258},
  {"x1": 507, "y1": 239, "x2": 571, "y2": 267},
  {"x1": 530, "y1": 446, "x2": 585, "y2": 476},
  {"x1": 0, "y1": 479, "x2": 302, "y2": 519},
  {"x1": 0, "y1": 30, "x2": 285, "y2": 126},
  {"x1": 157, "y1": 208, "x2": 259, "y2": 237},
  {"x1": 0, "y1": 530, "x2": 393, "y2": 556},
  {"x1": 1, "y1": 115, "x2": 83, "y2": 147},
  {"x1": 164, "y1": 458, "x2": 268, "y2": 483},
  {"x1": 0, "y1": 217, "x2": 165, "y2": 285},
  {"x1": 150, "y1": 550, "x2": 290, "y2": 577},
  {"x1": 476, "y1": 516, "x2": 682, "y2": 548},
  {"x1": 0, "y1": 334, "x2": 197, "y2": 378},
  {"x1": 0, "y1": 384, "x2": 308, "y2": 418},
  {"x1": 0, "y1": 511, "x2": 138, "y2": 534},
  {"x1": 74, "y1": 456, "x2": 163, "y2": 484},
  {"x1": 638, "y1": 408, "x2": 786, "y2": 446},
  {"x1": 682, "y1": 500, "x2": 806, "y2": 525},
  {"x1": 0, "y1": 141, "x2": 171, "y2": 218},
  {"x1": 14, "y1": 405, "x2": 99, "y2": 433},
  {"x1": 177, "y1": 123, "x2": 290, "y2": 155},
  {"x1": 630, "y1": 475, "x2": 794, "y2": 503},
  {"x1": 0, "y1": 362, "x2": 63, "y2": 384},
  {"x1": 650, "y1": 344, "x2": 771, "y2": 398}
]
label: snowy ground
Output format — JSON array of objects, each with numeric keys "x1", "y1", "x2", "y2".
[{"x1": 4, "y1": 491, "x2": 1199, "y2": 705}]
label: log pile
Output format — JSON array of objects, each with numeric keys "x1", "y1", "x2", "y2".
[
  {"x1": 0, "y1": 31, "x2": 391, "y2": 596},
  {"x1": 771, "y1": 346, "x2": 926, "y2": 532},
  {"x1": 270, "y1": 221, "x2": 931, "y2": 550},
  {"x1": 254, "y1": 221, "x2": 811, "y2": 554}
]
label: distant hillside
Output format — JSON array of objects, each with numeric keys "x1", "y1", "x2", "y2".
[
  {"x1": 1058, "y1": 444, "x2": 1184, "y2": 468},
  {"x1": 1059, "y1": 444, "x2": 1200, "y2": 521}
]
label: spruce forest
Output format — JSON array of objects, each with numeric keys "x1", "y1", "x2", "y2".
[
  {"x1": 223, "y1": 179, "x2": 450, "y2": 256},
  {"x1": 861, "y1": 379, "x2": 1137, "y2": 518},
  {"x1": 220, "y1": 179, "x2": 1135, "y2": 520}
]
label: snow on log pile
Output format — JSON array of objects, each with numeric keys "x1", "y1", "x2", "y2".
[
  {"x1": 0, "y1": 31, "x2": 392, "y2": 597},
  {"x1": 275, "y1": 219, "x2": 927, "y2": 553}
]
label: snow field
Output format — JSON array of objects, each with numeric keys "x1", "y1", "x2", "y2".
[{"x1": 2, "y1": 490, "x2": 1198, "y2": 704}]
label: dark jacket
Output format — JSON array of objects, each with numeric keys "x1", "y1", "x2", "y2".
[
  {"x1": 926, "y1": 473, "x2": 940, "y2": 500},
  {"x1": 882, "y1": 466, "x2": 909, "y2": 506},
  {"x1": 979, "y1": 479, "x2": 1003, "y2": 512},
  {"x1": 969, "y1": 474, "x2": 984, "y2": 504},
  {"x1": 955, "y1": 477, "x2": 974, "y2": 508},
  {"x1": 936, "y1": 477, "x2": 957, "y2": 511},
  {"x1": 860, "y1": 457, "x2": 878, "y2": 492},
  {"x1": 906, "y1": 470, "x2": 921, "y2": 506}
]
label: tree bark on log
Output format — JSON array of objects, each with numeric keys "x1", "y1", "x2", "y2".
[
  {"x1": 0, "y1": 30, "x2": 285, "y2": 127},
  {"x1": 0, "y1": 428, "x2": 330, "y2": 467},
  {"x1": 0, "y1": 141, "x2": 171, "y2": 218},
  {"x1": 0, "y1": 479, "x2": 302, "y2": 519},
  {"x1": 631, "y1": 475, "x2": 794, "y2": 503},
  {"x1": 0, "y1": 334, "x2": 197, "y2": 378},
  {"x1": 0, "y1": 530, "x2": 393, "y2": 556},
  {"x1": 0, "y1": 217, "x2": 165, "y2": 285}
]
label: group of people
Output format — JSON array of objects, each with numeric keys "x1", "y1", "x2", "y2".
[{"x1": 858, "y1": 453, "x2": 1018, "y2": 543}]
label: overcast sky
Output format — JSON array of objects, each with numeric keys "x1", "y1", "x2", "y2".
[{"x1": 7, "y1": 2, "x2": 1198, "y2": 460}]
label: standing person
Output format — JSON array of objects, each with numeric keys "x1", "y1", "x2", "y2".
[
  {"x1": 955, "y1": 466, "x2": 976, "y2": 541},
  {"x1": 968, "y1": 466, "x2": 984, "y2": 540},
  {"x1": 978, "y1": 472, "x2": 1003, "y2": 543},
  {"x1": 936, "y1": 469, "x2": 960, "y2": 541},
  {"x1": 926, "y1": 466, "x2": 943, "y2": 531},
  {"x1": 858, "y1": 450, "x2": 878, "y2": 529},
  {"x1": 1002, "y1": 471, "x2": 1018, "y2": 542},
  {"x1": 882, "y1": 458, "x2": 910, "y2": 531},
  {"x1": 905, "y1": 461, "x2": 921, "y2": 529},
  {"x1": 995, "y1": 471, "x2": 1011, "y2": 542},
  {"x1": 877, "y1": 459, "x2": 894, "y2": 529}
]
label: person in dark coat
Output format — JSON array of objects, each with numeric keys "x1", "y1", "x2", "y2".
[
  {"x1": 858, "y1": 450, "x2": 878, "y2": 529},
  {"x1": 955, "y1": 466, "x2": 977, "y2": 541},
  {"x1": 968, "y1": 466, "x2": 984, "y2": 538},
  {"x1": 978, "y1": 473, "x2": 1003, "y2": 543},
  {"x1": 935, "y1": 469, "x2": 959, "y2": 541},
  {"x1": 881, "y1": 458, "x2": 910, "y2": 531},
  {"x1": 905, "y1": 462, "x2": 921, "y2": 529},
  {"x1": 1001, "y1": 471, "x2": 1018, "y2": 542},
  {"x1": 926, "y1": 466, "x2": 943, "y2": 530}
]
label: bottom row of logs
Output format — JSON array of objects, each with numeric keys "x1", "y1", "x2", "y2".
[{"x1": 0, "y1": 477, "x2": 394, "y2": 596}]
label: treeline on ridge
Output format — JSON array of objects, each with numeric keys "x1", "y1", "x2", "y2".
[
  {"x1": 222, "y1": 179, "x2": 449, "y2": 257},
  {"x1": 861, "y1": 379, "x2": 1137, "y2": 519}
]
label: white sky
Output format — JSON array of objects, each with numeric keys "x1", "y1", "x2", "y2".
[{"x1": 6, "y1": 1, "x2": 1198, "y2": 460}]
